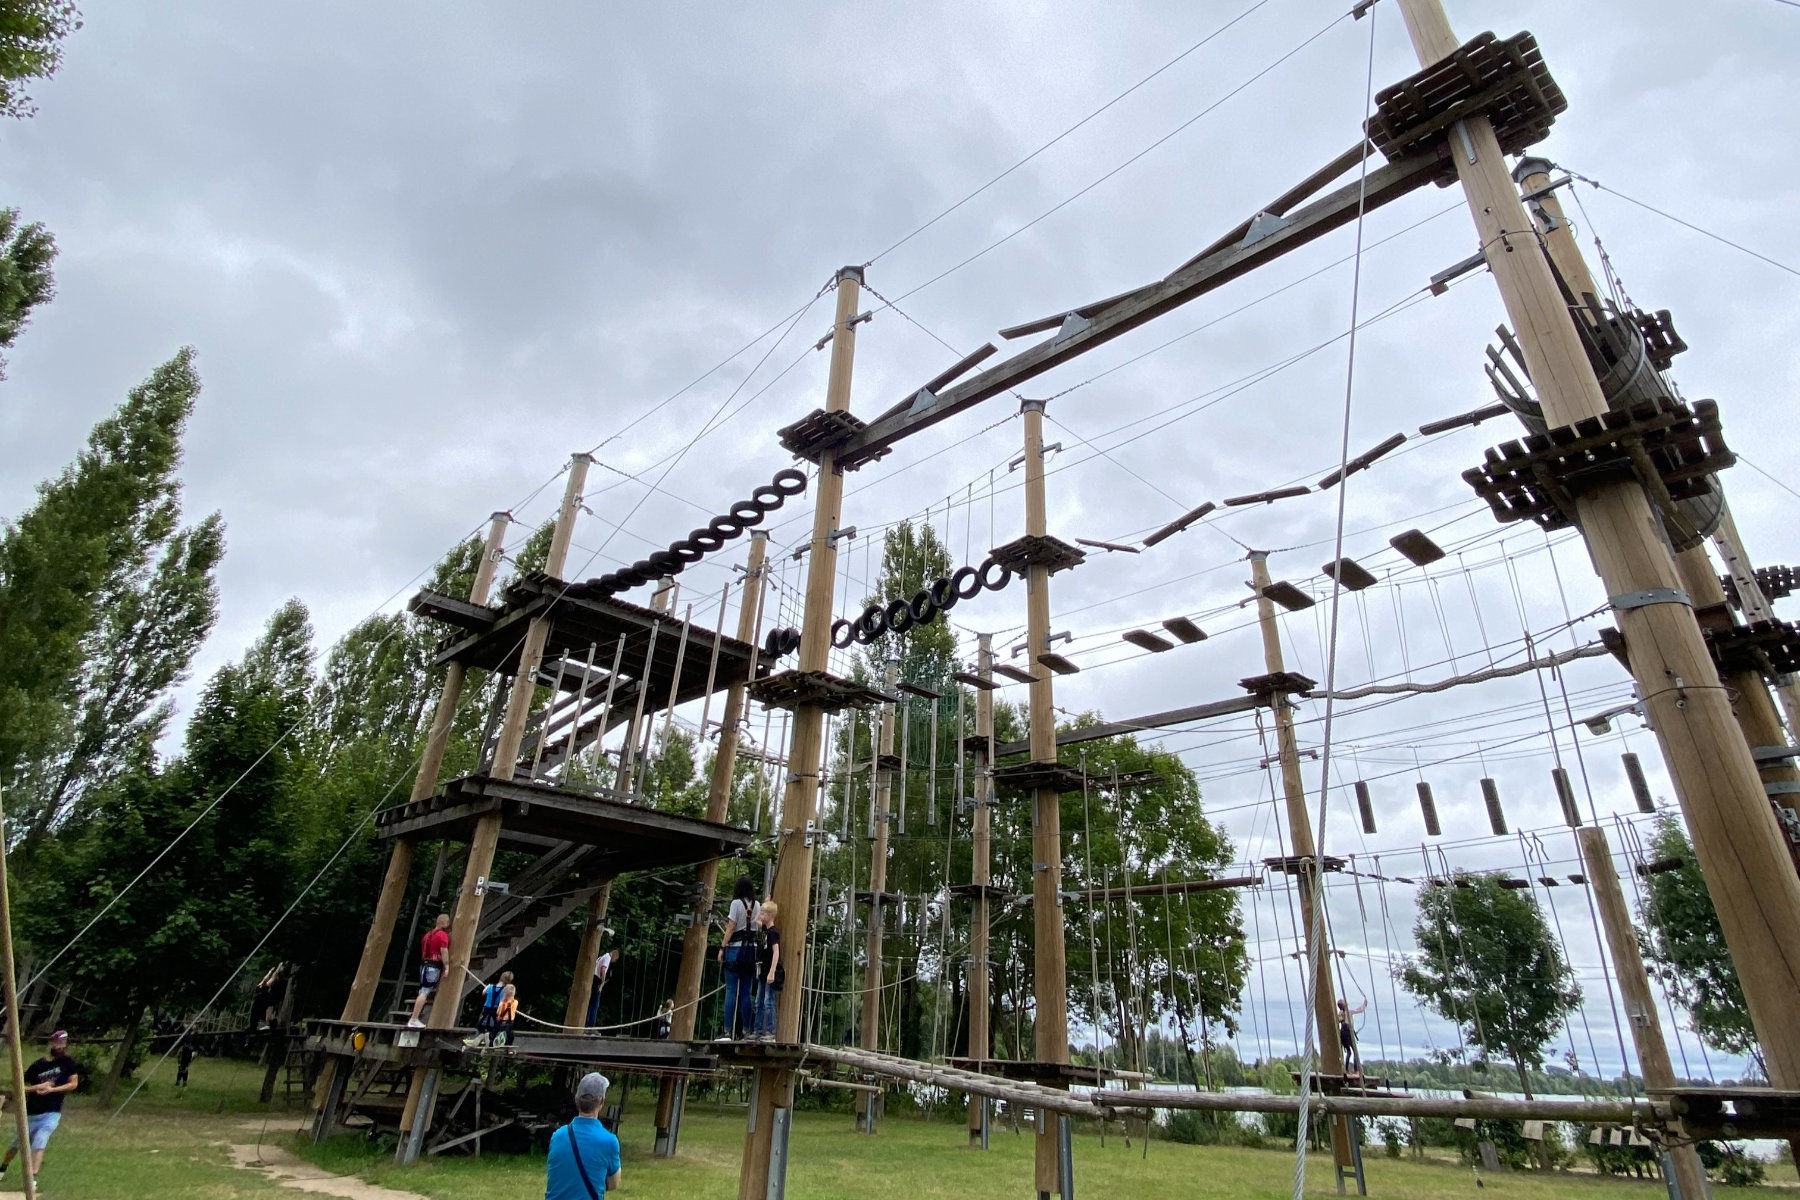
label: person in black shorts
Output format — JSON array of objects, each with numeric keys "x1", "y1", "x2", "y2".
[
  {"x1": 752, "y1": 901, "x2": 783, "y2": 1042},
  {"x1": 0, "y1": 1031, "x2": 83, "y2": 1187}
]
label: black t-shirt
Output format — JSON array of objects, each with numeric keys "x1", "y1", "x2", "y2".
[
  {"x1": 757, "y1": 927, "x2": 784, "y2": 987},
  {"x1": 24, "y1": 1055, "x2": 82, "y2": 1115}
]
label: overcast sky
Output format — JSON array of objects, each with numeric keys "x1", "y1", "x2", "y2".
[{"x1": 4, "y1": 0, "x2": 1798, "y2": 1083}]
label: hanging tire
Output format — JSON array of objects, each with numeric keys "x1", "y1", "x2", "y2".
[
  {"x1": 630, "y1": 559, "x2": 658, "y2": 577},
  {"x1": 688, "y1": 527, "x2": 726, "y2": 553},
  {"x1": 832, "y1": 619, "x2": 856, "y2": 649},
  {"x1": 929, "y1": 576, "x2": 958, "y2": 612},
  {"x1": 669, "y1": 540, "x2": 705, "y2": 563},
  {"x1": 730, "y1": 500, "x2": 765, "y2": 527},
  {"x1": 782, "y1": 627, "x2": 802, "y2": 656},
  {"x1": 978, "y1": 559, "x2": 1012, "y2": 592},
  {"x1": 886, "y1": 597, "x2": 914, "y2": 635},
  {"x1": 709, "y1": 515, "x2": 745, "y2": 540},
  {"x1": 952, "y1": 565, "x2": 982, "y2": 600},
  {"x1": 772, "y1": 468, "x2": 809, "y2": 496},
  {"x1": 611, "y1": 569, "x2": 645, "y2": 589},
  {"x1": 909, "y1": 588, "x2": 937, "y2": 625},
  {"x1": 751, "y1": 484, "x2": 785, "y2": 510},
  {"x1": 647, "y1": 550, "x2": 683, "y2": 575},
  {"x1": 856, "y1": 604, "x2": 888, "y2": 643}
]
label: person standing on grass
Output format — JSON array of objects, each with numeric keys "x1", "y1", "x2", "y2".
[
  {"x1": 409, "y1": 913, "x2": 452, "y2": 1027},
  {"x1": 717, "y1": 874, "x2": 758, "y2": 1041},
  {"x1": 753, "y1": 900, "x2": 783, "y2": 1042},
  {"x1": 176, "y1": 1039, "x2": 196, "y2": 1088},
  {"x1": 0, "y1": 1031, "x2": 83, "y2": 1187},
  {"x1": 544, "y1": 1072, "x2": 621, "y2": 1199}
]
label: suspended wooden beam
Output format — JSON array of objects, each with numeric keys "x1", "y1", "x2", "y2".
[
  {"x1": 1261, "y1": 581, "x2": 1315, "y2": 611},
  {"x1": 1074, "y1": 537, "x2": 1140, "y2": 555},
  {"x1": 954, "y1": 670, "x2": 1000, "y2": 692},
  {"x1": 1317, "y1": 432, "x2": 1407, "y2": 490},
  {"x1": 1162, "y1": 617, "x2": 1206, "y2": 643},
  {"x1": 1224, "y1": 486, "x2": 1311, "y2": 508},
  {"x1": 1037, "y1": 653, "x2": 1079, "y2": 676},
  {"x1": 1481, "y1": 777, "x2": 1507, "y2": 836},
  {"x1": 991, "y1": 693, "x2": 1265, "y2": 758},
  {"x1": 1390, "y1": 529, "x2": 1446, "y2": 566},
  {"x1": 833, "y1": 148, "x2": 1446, "y2": 468},
  {"x1": 1322, "y1": 558, "x2": 1378, "y2": 591},
  {"x1": 1123, "y1": 629, "x2": 1175, "y2": 653},
  {"x1": 1418, "y1": 402, "x2": 1510, "y2": 436},
  {"x1": 1355, "y1": 781, "x2": 1376, "y2": 834},
  {"x1": 992, "y1": 663, "x2": 1040, "y2": 686},
  {"x1": 1416, "y1": 781, "x2": 1441, "y2": 836},
  {"x1": 1143, "y1": 501, "x2": 1217, "y2": 548}
]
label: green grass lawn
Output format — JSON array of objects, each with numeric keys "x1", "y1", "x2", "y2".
[{"x1": 8, "y1": 1055, "x2": 1792, "y2": 1198}]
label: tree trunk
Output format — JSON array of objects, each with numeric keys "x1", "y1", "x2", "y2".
[
  {"x1": 1513, "y1": 1055, "x2": 1552, "y2": 1170},
  {"x1": 97, "y1": 1000, "x2": 147, "y2": 1105}
]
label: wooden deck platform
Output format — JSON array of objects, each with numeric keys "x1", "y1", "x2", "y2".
[
  {"x1": 372, "y1": 773, "x2": 753, "y2": 871},
  {"x1": 307, "y1": 1020, "x2": 721, "y2": 1075}
]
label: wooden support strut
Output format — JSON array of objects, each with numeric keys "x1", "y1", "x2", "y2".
[
  {"x1": 399, "y1": 456, "x2": 592, "y2": 1160},
  {"x1": 1398, "y1": 0, "x2": 1800, "y2": 1097},
  {"x1": 316, "y1": 510, "x2": 510, "y2": 1134},
  {"x1": 966, "y1": 634, "x2": 995, "y2": 1146},
  {"x1": 739, "y1": 266, "x2": 864, "y2": 1200},
  {"x1": 1018, "y1": 399, "x2": 1071, "y2": 1200},
  {"x1": 1249, "y1": 551, "x2": 1355, "y2": 1180},
  {"x1": 1576, "y1": 826, "x2": 1710, "y2": 1199},
  {"x1": 657, "y1": 532, "x2": 769, "y2": 1154},
  {"x1": 858, "y1": 661, "x2": 898, "y2": 1133}
]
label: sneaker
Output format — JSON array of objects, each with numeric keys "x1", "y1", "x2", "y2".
[
  {"x1": 407, "y1": 1018, "x2": 426, "y2": 1029},
  {"x1": 717, "y1": 1033, "x2": 732, "y2": 1043}
]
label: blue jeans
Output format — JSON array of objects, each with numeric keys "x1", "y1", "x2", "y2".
[
  {"x1": 722, "y1": 944, "x2": 755, "y2": 1038},
  {"x1": 755, "y1": 981, "x2": 781, "y2": 1038}
]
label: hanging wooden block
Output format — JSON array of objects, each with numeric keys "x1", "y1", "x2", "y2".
[
  {"x1": 1454, "y1": 1117, "x2": 1477, "y2": 1130},
  {"x1": 1037, "y1": 652, "x2": 1079, "y2": 675},
  {"x1": 1162, "y1": 616, "x2": 1207, "y2": 643},
  {"x1": 1123, "y1": 629, "x2": 1175, "y2": 653},
  {"x1": 1390, "y1": 529, "x2": 1446, "y2": 566},
  {"x1": 1322, "y1": 557, "x2": 1379, "y2": 590},
  {"x1": 1553, "y1": 766, "x2": 1582, "y2": 827},
  {"x1": 1588, "y1": 1126, "x2": 1604, "y2": 1145},
  {"x1": 992, "y1": 663, "x2": 1039, "y2": 685},
  {"x1": 1417, "y1": 781, "x2": 1441, "y2": 836},
  {"x1": 1355, "y1": 780, "x2": 1377, "y2": 834},
  {"x1": 1481, "y1": 777, "x2": 1507, "y2": 835},
  {"x1": 1262, "y1": 581, "x2": 1315, "y2": 611},
  {"x1": 1622, "y1": 752, "x2": 1655, "y2": 813},
  {"x1": 1522, "y1": 1119, "x2": 1545, "y2": 1141}
]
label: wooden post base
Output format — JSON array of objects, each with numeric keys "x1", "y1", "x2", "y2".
[{"x1": 654, "y1": 1076, "x2": 685, "y2": 1157}]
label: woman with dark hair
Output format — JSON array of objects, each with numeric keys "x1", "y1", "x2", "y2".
[{"x1": 717, "y1": 875, "x2": 759, "y2": 1040}]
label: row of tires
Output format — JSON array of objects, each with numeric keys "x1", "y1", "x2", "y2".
[
  {"x1": 586, "y1": 469, "x2": 809, "y2": 593},
  {"x1": 830, "y1": 557, "x2": 1015, "y2": 648}
]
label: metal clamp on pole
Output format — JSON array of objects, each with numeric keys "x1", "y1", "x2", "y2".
[{"x1": 1609, "y1": 587, "x2": 1692, "y2": 612}]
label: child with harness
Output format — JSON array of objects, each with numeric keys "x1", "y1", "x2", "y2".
[{"x1": 465, "y1": 970, "x2": 514, "y2": 1048}]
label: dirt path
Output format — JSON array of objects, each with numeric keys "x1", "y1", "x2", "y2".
[{"x1": 225, "y1": 1132, "x2": 428, "y2": 1200}]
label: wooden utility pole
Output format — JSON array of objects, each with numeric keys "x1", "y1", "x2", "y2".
[
  {"x1": 1577, "y1": 827, "x2": 1711, "y2": 1199},
  {"x1": 966, "y1": 633, "x2": 995, "y2": 1147},
  {"x1": 0, "y1": 789, "x2": 37, "y2": 1200},
  {"x1": 564, "y1": 885, "x2": 610, "y2": 1028},
  {"x1": 1249, "y1": 551, "x2": 1356, "y2": 1186},
  {"x1": 1713, "y1": 504, "x2": 1800, "y2": 730},
  {"x1": 1018, "y1": 399, "x2": 1071, "y2": 1200},
  {"x1": 314, "y1": 511, "x2": 509, "y2": 1133},
  {"x1": 1400, "y1": 0, "x2": 1800, "y2": 1094},
  {"x1": 1510, "y1": 161, "x2": 1800, "y2": 862},
  {"x1": 399, "y1": 456, "x2": 591, "y2": 1161},
  {"x1": 857, "y1": 661, "x2": 898, "y2": 1132},
  {"x1": 739, "y1": 265, "x2": 864, "y2": 1200},
  {"x1": 656, "y1": 531, "x2": 768, "y2": 1155}
]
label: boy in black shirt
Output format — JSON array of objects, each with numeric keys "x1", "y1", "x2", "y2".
[
  {"x1": 752, "y1": 901, "x2": 783, "y2": 1042},
  {"x1": 1, "y1": 1031, "x2": 83, "y2": 1185}
]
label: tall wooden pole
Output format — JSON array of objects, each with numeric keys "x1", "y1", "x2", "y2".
[
  {"x1": 966, "y1": 633, "x2": 995, "y2": 1146},
  {"x1": 1018, "y1": 399, "x2": 1071, "y2": 1200},
  {"x1": 400, "y1": 457, "x2": 590, "y2": 1159},
  {"x1": 1510, "y1": 161, "x2": 1800, "y2": 865},
  {"x1": 657, "y1": 531, "x2": 769, "y2": 1154},
  {"x1": 857, "y1": 661, "x2": 898, "y2": 1132},
  {"x1": 739, "y1": 265, "x2": 864, "y2": 1200},
  {"x1": 1249, "y1": 551, "x2": 1354, "y2": 1180},
  {"x1": 1713, "y1": 504, "x2": 1800, "y2": 730},
  {"x1": 316, "y1": 511, "x2": 509, "y2": 1129},
  {"x1": 0, "y1": 790, "x2": 38, "y2": 1200},
  {"x1": 564, "y1": 884, "x2": 611, "y2": 1028},
  {"x1": 1399, "y1": 0, "x2": 1800, "y2": 1093},
  {"x1": 1577, "y1": 827, "x2": 1711, "y2": 1199}
]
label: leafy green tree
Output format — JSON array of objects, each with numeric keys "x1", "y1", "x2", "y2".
[
  {"x1": 1, "y1": 348, "x2": 205, "y2": 832},
  {"x1": 1400, "y1": 872, "x2": 1582, "y2": 1102},
  {"x1": 0, "y1": 0, "x2": 80, "y2": 120},
  {"x1": 1637, "y1": 814, "x2": 1755, "y2": 1058},
  {"x1": 0, "y1": 207, "x2": 54, "y2": 368}
]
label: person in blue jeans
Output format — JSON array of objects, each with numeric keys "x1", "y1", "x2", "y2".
[
  {"x1": 717, "y1": 874, "x2": 759, "y2": 1040},
  {"x1": 544, "y1": 1072, "x2": 621, "y2": 1199},
  {"x1": 753, "y1": 900, "x2": 784, "y2": 1040}
]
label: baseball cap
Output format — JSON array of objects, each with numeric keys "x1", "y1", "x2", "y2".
[
  {"x1": 48, "y1": 1030, "x2": 67, "y2": 1043},
  {"x1": 575, "y1": 1072, "x2": 610, "y2": 1104}
]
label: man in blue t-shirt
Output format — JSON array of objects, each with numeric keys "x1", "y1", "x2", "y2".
[{"x1": 545, "y1": 1072, "x2": 621, "y2": 1199}]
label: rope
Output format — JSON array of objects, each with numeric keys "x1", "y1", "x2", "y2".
[
  {"x1": 1312, "y1": 643, "x2": 1611, "y2": 698},
  {"x1": 460, "y1": 965, "x2": 723, "y2": 1035}
]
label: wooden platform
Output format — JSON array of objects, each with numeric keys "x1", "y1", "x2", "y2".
[
  {"x1": 1366, "y1": 31, "x2": 1566, "y2": 173},
  {"x1": 1651, "y1": 1087, "x2": 1800, "y2": 1140},
  {"x1": 989, "y1": 761, "x2": 1090, "y2": 795},
  {"x1": 987, "y1": 534, "x2": 1086, "y2": 576},
  {"x1": 946, "y1": 1057, "x2": 1116, "y2": 1086},
  {"x1": 420, "y1": 574, "x2": 766, "y2": 723},
  {"x1": 746, "y1": 669, "x2": 897, "y2": 713},
  {"x1": 307, "y1": 1020, "x2": 720, "y2": 1074},
  {"x1": 372, "y1": 773, "x2": 753, "y2": 872}
]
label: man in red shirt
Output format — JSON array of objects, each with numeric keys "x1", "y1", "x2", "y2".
[{"x1": 409, "y1": 913, "x2": 452, "y2": 1027}]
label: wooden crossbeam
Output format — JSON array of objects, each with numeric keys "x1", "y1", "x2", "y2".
[{"x1": 834, "y1": 148, "x2": 1445, "y2": 467}]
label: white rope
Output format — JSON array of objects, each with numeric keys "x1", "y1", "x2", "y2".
[{"x1": 461, "y1": 965, "x2": 725, "y2": 1035}]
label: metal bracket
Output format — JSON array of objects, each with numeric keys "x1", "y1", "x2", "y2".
[
  {"x1": 828, "y1": 526, "x2": 857, "y2": 546},
  {"x1": 1241, "y1": 210, "x2": 1290, "y2": 248},
  {"x1": 1753, "y1": 746, "x2": 1800, "y2": 763},
  {"x1": 1765, "y1": 782, "x2": 1800, "y2": 797},
  {"x1": 1610, "y1": 587, "x2": 1691, "y2": 612},
  {"x1": 1052, "y1": 314, "x2": 1089, "y2": 344},
  {"x1": 803, "y1": 819, "x2": 819, "y2": 847},
  {"x1": 907, "y1": 388, "x2": 938, "y2": 416}
]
